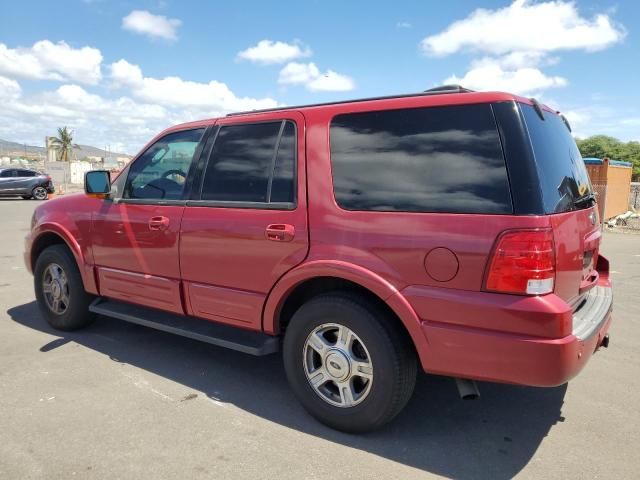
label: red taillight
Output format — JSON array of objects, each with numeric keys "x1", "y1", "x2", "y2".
[{"x1": 485, "y1": 229, "x2": 555, "y2": 295}]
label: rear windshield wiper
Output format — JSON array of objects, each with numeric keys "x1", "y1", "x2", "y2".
[{"x1": 574, "y1": 193, "x2": 597, "y2": 207}]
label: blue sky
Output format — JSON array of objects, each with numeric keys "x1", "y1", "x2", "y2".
[{"x1": 0, "y1": 0, "x2": 637, "y2": 154}]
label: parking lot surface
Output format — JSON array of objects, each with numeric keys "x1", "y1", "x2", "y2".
[{"x1": 1, "y1": 198, "x2": 638, "y2": 479}]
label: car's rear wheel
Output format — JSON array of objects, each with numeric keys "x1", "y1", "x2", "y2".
[
  {"x1": 34, "y1": 245, "x2": 95, "y2": 331},
  {"x1": 283, "y1": 293, "x2": 417, "y2": 433},
  {"x1": 32, "y1": 186, "x2": 48, "y2": 200}
]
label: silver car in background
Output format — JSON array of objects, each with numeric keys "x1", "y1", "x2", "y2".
[{"x1": 0, "y1": 168, "x2": 55, "y2": 200}]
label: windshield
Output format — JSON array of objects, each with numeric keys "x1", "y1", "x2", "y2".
[{"x1": 521, "y1": 104, "x2": 593, "y2": 213}]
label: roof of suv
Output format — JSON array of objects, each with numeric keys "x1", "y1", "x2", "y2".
[{"x1": 165, "y1": 86, "x2": 547, "y2": 133}]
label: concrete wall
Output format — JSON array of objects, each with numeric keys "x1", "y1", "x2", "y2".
[{"x1": 70, "y1": 161, "x2": 93, "y2": 185}]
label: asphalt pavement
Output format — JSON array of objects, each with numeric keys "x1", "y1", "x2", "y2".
[{"x1": 1, "y1": 198, "x2": 638, "y2": 479}]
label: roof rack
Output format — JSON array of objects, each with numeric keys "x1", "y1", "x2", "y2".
[
  {"x1": 226, "y1": 84, "x2": 474, "y2": 117},
  {"x1": 423, "y1": 84, "x2": 474, "y2": 94}
]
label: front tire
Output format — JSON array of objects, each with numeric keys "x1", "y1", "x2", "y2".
[
  {"x1": 34, "y1": 245, "x2": 95, "y2": 331},
  {"x1": 283, "y1": 293, "x2": 417, "y2": 433}
]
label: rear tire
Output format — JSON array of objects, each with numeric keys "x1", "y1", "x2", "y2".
[
  {"x1": 34, "y1": 245, "x2": 95, "y2": 331},
  {"x1": 283, "y1": 293, "x2": 417, "y2": 433}
]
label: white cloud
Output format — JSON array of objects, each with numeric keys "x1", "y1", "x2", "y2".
[
  {"x1": 0, "y1": 76, "x2": 21, "y2": 100},
  {"x1": 0, "y1": 79, "x2": 173, "y2": 153},
  {"x1": 237, "y1": 40, "x2": 312, "y2": 65},
  {"x1": 426, "y1": 1, "x2": 625, "y2": 96},
  {"x1": 0, "y1": 41, "x2": 102, "y2": 85},
  {"x1": 421, "y1": 0, "x2": 625, "y2": 56},
  {"x1": 278, "y1": 62, "x2": 319, "y2": 85},
  {"x1": 278, "y1": 62, "x2": 355, "y2": 92},
  {"x1": 0, "y1": 51, "x2": 283, "y2": 155},
  {"x1": 396, "y1": 21, "x2": 412, "y2": 29},
  {"x1": 445, "y1": 56, "x2": 567, "y2": 95},
  {"x1": 122, "y1": 10, "x2": 182, "y2": 40},
  {"x1": 110, "y1": 59, "x2": 278, "y2": 112}
]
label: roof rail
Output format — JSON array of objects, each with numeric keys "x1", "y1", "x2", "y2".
[
  {"x1": 226, "y1": 85, "x2": 474, "y2": 117},
  {"x1": 424, "y1": 84, "x2": 474, "y2": 94}
]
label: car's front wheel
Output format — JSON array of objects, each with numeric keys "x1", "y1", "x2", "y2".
[
  {"x1": 34, "y1": 245, "x2": 95, "y2": 331},
  {"x1": 32, "y1": 186, "x2": 48, "y2": 200},
  {"x1": 283, "y1": 293, "x2": 417, "y2": 433}
]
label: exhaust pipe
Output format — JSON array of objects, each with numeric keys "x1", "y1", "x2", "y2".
[{"x1": 455, "y1": 378, "x2": 480, "y2": 400}]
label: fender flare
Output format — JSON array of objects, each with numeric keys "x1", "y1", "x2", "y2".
[
  {"x1": 31, "y1": 223, "x2": 98, "y2": 295},
  {"x1": 262, "y1": 260, "x2": 429, "y2": 365}
]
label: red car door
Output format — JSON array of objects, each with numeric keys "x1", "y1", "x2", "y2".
[
  {"x1": 91, "y1": 127, "x2": 207, "y2": 314},
  {"x1": 180, "y1": 112, "x2": 309, "y2": 330}
]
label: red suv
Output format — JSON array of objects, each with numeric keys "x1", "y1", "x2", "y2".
[{"x1": 25, "y1": 87, "x2": 613, "y2": 432}]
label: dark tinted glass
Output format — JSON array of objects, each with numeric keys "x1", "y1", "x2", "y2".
[
  {"x1": 18, "y1": 170, "x2": 36, "y2": 177},
  {"x1": 125, "y1": 128, "x2": 204, "y2": 200},
  {"x1": 330, "y1": 104, "x2": 512, "y2": 213},
  {"x1": 201, "y1": 122, "x2": 282, "y2": 202},
  {"x1": 0, "y1": 170, "x2": 14, "y2": 178},
  {"x1": 521, "y1": 105, "x2": 593, "y2": 213},
  {"x1": 270, "y1": 121, "x2": 296, "y2": 203}
]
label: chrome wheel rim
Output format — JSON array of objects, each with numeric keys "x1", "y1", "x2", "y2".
[
  {"x1": 303, "y1": 323, "x2": 373, "y2": 408},
  {"x1": 42, "y1": 263, "x2": 70, "y2": 315},
  {"x1": 33, "y1": 187, "x2": 47, "y2": 200}
]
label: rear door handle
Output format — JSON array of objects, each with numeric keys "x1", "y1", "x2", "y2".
[
  {"x1": 149, "y1": 216, "x2": 170, "y2": 231},
  {"x1": 265, "y1": 224, "x2": 295, "y2": 242}
]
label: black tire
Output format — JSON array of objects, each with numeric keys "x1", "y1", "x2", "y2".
[
  {"x1": 32, "y1": 186, "x2": 48, "y2": 200},
  {"x1": 34, "y1": 244, "x2": 95, "y2": 331},
  {"x1": 283, "y1": 293, "x2": 417, "y2": 433}
]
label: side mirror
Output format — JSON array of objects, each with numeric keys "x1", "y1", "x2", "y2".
[{"x1": 85, "y1": 170, "x2": 111, "y2": 198}]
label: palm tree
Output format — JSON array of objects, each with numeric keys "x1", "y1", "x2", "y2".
[{"x1": 50, "y1": 127, "x2": 79, "y2": 162}]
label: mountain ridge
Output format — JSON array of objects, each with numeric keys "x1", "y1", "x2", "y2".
[{"x1": 0, "y1": 138, "x2": 131, "y2": 159}]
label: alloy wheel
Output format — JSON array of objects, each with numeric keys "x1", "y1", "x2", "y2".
[
  {"x1": 303, "y1": 323, "x2": 373, "y2": 407},
  {"x1": 42, "y1": 263, "x2": 70, "y2": 315},
  {"x1": 33, "y1": 187, "x2": 47, "y2": 200}
]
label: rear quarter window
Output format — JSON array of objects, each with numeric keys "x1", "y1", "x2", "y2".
[
  {"x1": 520, "y1": 104, "x2": 593, "y2": 213},
  {"x1": 330, "y1": 104, "x2": 512, "y2": 214}
]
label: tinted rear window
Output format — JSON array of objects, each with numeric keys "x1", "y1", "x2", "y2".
[
  {"x1": 330, "y1": 104, "x2": 512, "y2": 214},
  {"x1": 521, "y1": 104, "x2": 592, "y2": 213},
  {"x1": 201, "y1": 121, "x2": 296, "y2": 204}
]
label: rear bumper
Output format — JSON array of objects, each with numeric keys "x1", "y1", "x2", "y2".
[
  {"x1": 405, "y1": 281, "x2": 613, "y2": 387},
  {"x1": 420, "y1": 311, "x2": 612, "y2": 387}
]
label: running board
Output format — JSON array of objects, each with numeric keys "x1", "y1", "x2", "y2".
[{"x1": 89, "y1": 298, "x2": 280, "y2": 356}]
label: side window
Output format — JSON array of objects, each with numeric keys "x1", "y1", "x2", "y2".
[
  {"x1": 18, "y1": 170, "x2": 36, "y2": 177},
  {"x1": 330, "y1": 104, "x2": 512, "y2": 214},
  {"x1": 270, "y1": 121, "x2": 296, "y2": 203},
  {"x1": 124, "y1": 128, "x2": 205, "y2": 200},
  {"x1": 200, "y1": 120, "x2": 296, "y2": 205},
  {"x1": 0, "y1": 170, "x2": 14, "y2": 178}
]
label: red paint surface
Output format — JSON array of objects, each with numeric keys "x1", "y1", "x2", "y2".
[
  {"x1": 25, "y1": 91, "x2": 611, "y2": 387},
  {"x1": 424, "y1": 247, "x2": 459, "y2": 282}
]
